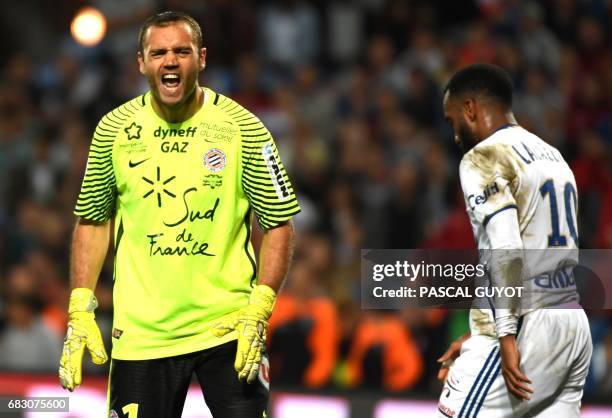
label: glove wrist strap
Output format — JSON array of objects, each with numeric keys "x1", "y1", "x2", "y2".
[
  {"x1": 69, "y1": 288, "x2": 98, "y2": 314},
  {"x1": 249, "y1": 284, "x2": 276, "y2": 317}
]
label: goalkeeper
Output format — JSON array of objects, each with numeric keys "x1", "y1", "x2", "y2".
[{"x1": 59, "y1": 11, "x2": 299, "y2": 418}]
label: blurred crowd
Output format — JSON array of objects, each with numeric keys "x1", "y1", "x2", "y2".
[{"x1": 0, "y1": 0, "x2": 611, "y2": 399}]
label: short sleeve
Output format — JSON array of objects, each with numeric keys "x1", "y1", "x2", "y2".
[
  {"x1": 74, "y1": 114, "x2": 118, "y2": 222},
  {"x1": 240, "y1": 119, "x2": 301, "y2": 229},
  {"x1": 459, "y1": 145, "x2": 518, "y2": 230}
]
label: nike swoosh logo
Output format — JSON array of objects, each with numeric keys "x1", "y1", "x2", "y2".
[{"x1": 128, "y1": 158, "x2": 150, "y2": 168}]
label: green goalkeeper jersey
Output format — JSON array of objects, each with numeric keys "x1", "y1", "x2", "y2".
[{"x1": 75, "y1": 88, "x2": 300, "y2": 360}]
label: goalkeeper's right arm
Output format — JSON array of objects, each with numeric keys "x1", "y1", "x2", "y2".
[{"x1": 59, "y1": 219, "x2": 111, "y2": 391}]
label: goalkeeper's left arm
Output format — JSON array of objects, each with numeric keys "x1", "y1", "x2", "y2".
[
  {"x1": 59, "y1": 219, "x2": 111, "y2": 391},
  {"x1": 213, "y1": 220, "x2": 294, "y2": 383}
]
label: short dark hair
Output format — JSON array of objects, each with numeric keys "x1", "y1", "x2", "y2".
[
  {"x1": 444, "y1": 64, "x2": 514, "y2": 108},
  {"x1": 138, "y1": 11, "x2": 203, "y2": 55}
]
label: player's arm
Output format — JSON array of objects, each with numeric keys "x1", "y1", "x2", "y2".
[
  {"x1": 213, "y1": 111, "x2": 300, "y2": 382},
  {"x1": 60, "y1": 224, "x2": 112, "y2": 391},
  {"x1": 486, "y1": 211, "x2": 533, "y2": 401},
  {"x1": 60, "y1": 114, "x2": 118, "y2": 391},
  {"x1": 437, "y1": 331, "x2": 471, "y2": 382},
  {"x1": 59, "y1": 219, "x2": 110, "y2": 392},
  {"x1": 71, "y1": 218, "x2": 111, "y2": 290},
  {"x1": 459, "y1": 150, "x2": 532, "y2": 400},
  {"x1": 214, "y1": 222, "x2": 295, "y2": 383},
  {"x1": 257, "y1": 220, "x2": 294, "y2": 292},
  {"x1": 459, "y1": 151, "x2": 524, "y2": 332}
]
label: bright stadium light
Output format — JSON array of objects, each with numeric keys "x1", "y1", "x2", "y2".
[{"x1": 70, "y1": 7, "x2": 107, "y2": 47}]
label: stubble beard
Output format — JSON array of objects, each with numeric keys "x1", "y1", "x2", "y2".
[{"x1": 458, "y1": 120, "x2": 480, "y2": 154}]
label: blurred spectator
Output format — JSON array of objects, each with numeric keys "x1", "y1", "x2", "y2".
[
  {"x1": 517, "y1": 2, "x2": 561, "y2": 74},
  {"x1": 93, "y1": 0, "x2": 155, "y2": 63},
  {"x1": 403, "y1": 67, "x2": 442, "y2": 127},
  {"x1": 259, "y1": 0, "x2": 319, "y2": 71},
  {"x1": 571, "y1": 131, "x2": 611, "y2": 247},
  {"x1": 514, "y1": 66, "x2": 564, "y2": 146},
  {"x1": 0, "y1": 294, "x2": 62, "y2": 371},
  {"x1": 345, "y1": 311, "x2": 423, "y2": 392},
  {"x1": 293, "y1": 65, "x2": 335, "y2": 139},
  {"x1": 169, "y1": 0, "x2": 258, "y2": 69},
  {"x1": 595, "y1": 187, "x2": 612, "y2": 248},
  {"x1": 591, "y1": 327, "x2": 612, "y2": 394},
  {"x1": 456, "y1": 23, "x2": 496, "y2": 67},
  {"x1": 566, "y1": 74, "x2": 611, "y2": 143},
  {"x1": 230, "y1": 53, "x2": 272, "y2": 114},
  {"x1": 494, "y1": 39, "x2": 524, "y2": 86},
  {"x1": 385, "y1": 161, "x2": 425, "y2": 248},
  {"x1": 394, "y1": 28, "x2": 444, "y2": 87},
  {"x1": 0, "y1": 265, "x2": 62, "y2": 371},
  {"x1": 269, "y1": 261, "x2": 340, "y2": 388},
  {"x1": 543, "y1": 0, "x2": 579, "y2": 44},
  {"x1": 27, "y1": 251, "x2": 69, "y2": 337},
  {"x1": 363, "y1": 34, "x2": 397, "y2": 88},
  {"x1": 326, "y1": 0, "x2": 365, "y2": 64},
  {"x1": 360, "y1": 143, "x2": 393, "y2": 248}
]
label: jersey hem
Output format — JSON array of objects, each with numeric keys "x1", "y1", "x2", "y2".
[{"x1": 110, "y1": 331, "x2": 238, "y2": 361}]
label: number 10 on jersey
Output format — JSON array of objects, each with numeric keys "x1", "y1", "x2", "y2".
[{"x1": 540, "y1": 179, "x2": 578, "y2": 247}]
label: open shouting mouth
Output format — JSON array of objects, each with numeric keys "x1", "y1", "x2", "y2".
[{"x1": 161, "y1": 73, "x2": 181, "y2": 94}]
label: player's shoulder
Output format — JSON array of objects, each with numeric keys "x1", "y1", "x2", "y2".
[
  {"x1": 206, "y1": 88, "x2": 264, "y2": 127},
  {"x1": 95, "y1": 94, "x2": 148, "y2": 134},
  {"x1": 459, "y1": 127, "x2": 525, "y2": 176}
]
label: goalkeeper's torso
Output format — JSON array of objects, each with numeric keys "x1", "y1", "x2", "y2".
[{"x1": 83, "y1": 88, "x2": 257, "y2": 359}]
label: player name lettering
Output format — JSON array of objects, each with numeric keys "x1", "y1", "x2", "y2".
[
  {"x1": 512, "y1": 141, "x2": 561, "y2": 164},
  {"x1": 163, "y1": 188, "x2": 219, "y2": 227}
]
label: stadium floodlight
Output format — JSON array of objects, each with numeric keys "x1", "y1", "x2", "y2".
[{"x1": 70, "y1": 7, "x2": 106, "y2": 47}]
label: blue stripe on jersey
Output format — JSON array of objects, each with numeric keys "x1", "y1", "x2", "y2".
[
  {"x1": 466, "y1": 316, "x2": 525, "y2": 416},
  {"x1": 464, "y1": 351, "x2": 501, "y2": 417},
  {"x1": 472, "y1": 361, "x2": 502, "y2": 417},
  {"x1": 482, "y1": 204, "x2": 518, "y2": 229},
  {"x1": 458, "y1": 346, "x2": 499, "y2": 418}
]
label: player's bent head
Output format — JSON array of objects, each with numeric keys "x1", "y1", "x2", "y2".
[
  {"x1": 444, "y1": 63, "x2": 514, "y2": 110},
  {"x1": 138, "y1": 11, "x2": 203, "y2": 55}
]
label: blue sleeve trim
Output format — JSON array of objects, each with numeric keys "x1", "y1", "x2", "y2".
[{"x1": 482, "y1": 204, "x2": 518, "y2": 229}]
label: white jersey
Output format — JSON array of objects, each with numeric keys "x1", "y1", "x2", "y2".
[{"x1": 459, "y1": 125, "x2": 580, "y2": 335}]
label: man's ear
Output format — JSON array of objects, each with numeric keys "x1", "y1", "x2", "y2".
[
  {"x1": 463, "y1": 98, "x2": 478, "y2": 122},
  {"x1": 137, "y1": 52, "x2": 145, "y2": 75},
  {"x1": 199, "y1": 47, "x2": 207, "y2": 71}
]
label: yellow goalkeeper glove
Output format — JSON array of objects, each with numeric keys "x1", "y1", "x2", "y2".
[
  {"x1": 59, "y1": 288, "x2": 108, "y2": 391},
  {"x1": 212, "y1": 284, "x2": 276, "y2": 383}
]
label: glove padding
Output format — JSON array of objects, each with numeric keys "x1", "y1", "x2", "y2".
[
  {"x1": 212, "y1": 284, "x2": 276, "y2": 383},
  {"x1": 59, "y1": 288, "x2": 108, "y2": 391}
]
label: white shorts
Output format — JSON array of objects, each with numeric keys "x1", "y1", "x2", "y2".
[{"x1": 436, "y1": 309, "x2": 592, "y2": 418}]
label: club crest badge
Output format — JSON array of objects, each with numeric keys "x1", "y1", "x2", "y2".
[{"x1": 204, "y1": 148, "x2": 227, "y2": 172}]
